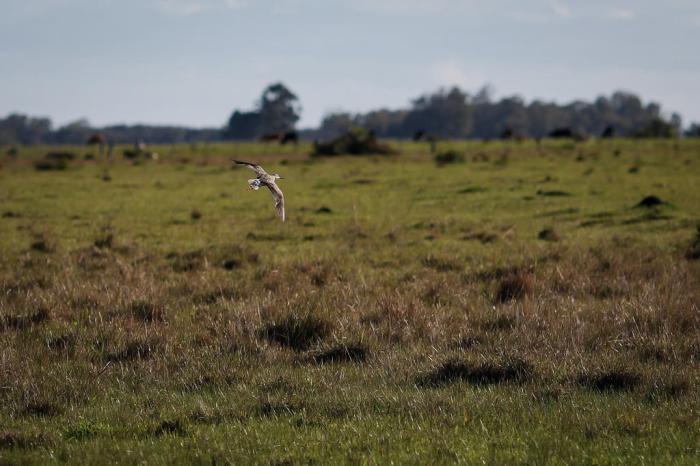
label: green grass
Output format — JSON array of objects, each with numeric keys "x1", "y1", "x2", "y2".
[{"x1": 1, "y1": 138, "x2": 699, "y2": 464}]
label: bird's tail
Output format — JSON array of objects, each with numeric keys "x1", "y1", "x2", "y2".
[{"x1": 248, "y1": 179, "x2": 261, "y2": 190}]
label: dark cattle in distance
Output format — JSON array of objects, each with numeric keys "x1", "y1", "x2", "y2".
[
  {"x1": 86, "y1": 133, "x2": 105, "y2": 145},
  {"x1": 260, "y1": 131, "x2": 298, "y2": 145},
  {"x1": 549, "y1": 127, "x2": 587, "y2": 141},
  {"x1": 280, "y1": 131, "x2": 298, "y2": 145},
  {"x1": 548, "y1": 127, "x2": 575, "y2": 138}
]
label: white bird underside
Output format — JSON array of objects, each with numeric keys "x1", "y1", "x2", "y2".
[{"x1": 235, "y1": 160, "x2": 285, "y2": 222}]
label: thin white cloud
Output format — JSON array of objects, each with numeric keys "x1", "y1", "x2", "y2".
[
  {"x1": 432, "y1": 60, "x2": 487, "y2": 90},
  {"x1": 550, "y1": 0, "x2": 572, "y2": 18},
  {"x1": 607, "y1": 7, "x2": 636, "y2": 21}
]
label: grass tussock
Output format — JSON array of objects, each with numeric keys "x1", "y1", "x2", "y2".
[
  {"x1": 434, "y1": 149, "x2": 465, "y2": 166},
  {"x1": 635, "y1": 195, "x2": 665, "y2": 208},
  {"x1": 537, "y1": 227, "x2": 560, "y2": 241},
  {"x1": 260, "y1": 313, "x2": 333, "y2": 351},
  {"x1": 29, "y1": 235, "x2": 55, "y2": 253},
  {"x1": 154, "y1": 419, "x2": 187, "y2": 437},
  {"x1": 308, "y1": 343, "x2": 369, "y2": 364},
  {"x1": 22, "y1": 401, "x2": 62, "y2": 418},
  {"x1": 577, "y1": 369, "x2": 642, "y2": 393},
  {"x1": 685, "y1": 225, "x2": 700, "y2": 260},
  {"x1": 105, "y1": 337, "x2": 161, "y2": 363},
  {"x1": 126, "y1": 300, "x2": 164, "y2": 323},
  {"x1": 0, "y1": 431, "x2": 47, "y2": 450},
  {"x1": 420, "y1": 356, "x2": 534, "y2": 387},
  {"x1": 494, "y1": 269, "x2": 534, "y2": 303},
  {"x1": 1, "y1": 307, "x2": 50, "y2": 331}
]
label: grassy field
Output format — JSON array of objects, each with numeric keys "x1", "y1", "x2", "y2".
[{"x1": 1, "y1": 139, "x2": 699, "y2": 464}]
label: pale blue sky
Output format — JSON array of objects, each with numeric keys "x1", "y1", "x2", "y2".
[{"x1": 1, "y1": 0, "x2": 699, "y2": 128}]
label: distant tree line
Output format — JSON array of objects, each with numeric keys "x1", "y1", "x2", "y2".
[
  {"x1": 0, "y1": 114, "x2": 221, "y2": 146},
  {"x1": 1, "y1": 83, "x2": 697, "y2": 146},
  {"x1": 314, "y1": 86, "x2": 688, "y2": 140}
]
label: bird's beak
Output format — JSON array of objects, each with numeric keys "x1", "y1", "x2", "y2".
[{"x1": 278, "y1": 176, "x2": 284, "y2": 179}]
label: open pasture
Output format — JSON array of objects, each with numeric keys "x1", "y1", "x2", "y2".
[{"x1": 1, "y1": 139, "x2": 699, "y2": 464}]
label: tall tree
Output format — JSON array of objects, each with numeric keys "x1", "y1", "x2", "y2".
[
  {"x1": 224, "y1": 82, "x2": 301, "y2": 139},
  {"x1": 257, "y1": 82, "x2": 301, "y2": 134}
]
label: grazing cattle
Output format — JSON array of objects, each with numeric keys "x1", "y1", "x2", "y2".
[
  {"x1": 601, "y1": 125, "x2": 615, "y2": 138},
  {"x1": 413, "y1": 129, "x2": 439, "y2": 154},
  {"x1": 260, "y1": 132, "x2": 281, "y2": 143},
  {"x1": 501, "y1": 128, "x2": 528, "y2": 142},
  {"x1": 86, "y1": 133, "x2": 106, "y2": 159},
  {"x1": 548, "y1": 127, "x2": 574, "y2": 138},
  {"x1": 86, "y1": 133, "x2": 104, "y2": 145},
  {"x1": 259, "y1": 131, "x2": 298, "y2": 145},
  {"x1": 280, "y1": 131, "x2": 298, "y2": 145},
  {"x1": 549, "y1": 127, "x2": 587, "y2": 142}
]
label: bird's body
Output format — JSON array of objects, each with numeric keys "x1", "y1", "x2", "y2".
[{"x1": 233, "y1": 160, "x2": 285, "y2": 222}]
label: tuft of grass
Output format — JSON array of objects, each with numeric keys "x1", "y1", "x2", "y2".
[
  {"x1": 577, "y1": 369, "x2": 642, "y2": 393},
  {"x1": 420, "y1": 356, "x2": 534, "y2": 387},
  {"x1": 105, "y1": 338, "x2": 160, "y2": 363},
  {"x1": 422, "y1": 254, "x2": 462, "y2": 272},
  {"x1": 494, "y1": 270, "x2": 534, "y2": 303},
  {"x1": 635, "y1": 195, "x2": 665, "y2": 208},
  {"x1": 685, "y1": 225, "x2": 700, "y2": 260},
  {"x1": 480, "y1": 314, "x2": 516, "y2": 332},
  {"x1": 45, "y1": 333, "x2": 74, "y2": 352},
  {"x1": 22, "y1": 401, "x2": 61, "y2": 418},
  {"x1": 154, "y1": 419, "x2": 187, "y2": 437},
  {"x1": 0, "y1": 431, "x2": 46, "y2": 450},
  {"x1": 536, "y1": 189, "x2": 571, "y2": 197},
  {"x1": 126, "y1": 300, "x2": 164, "y2": 323},
  {"x1": 93, "y1": 232, "x2": 114, "y2": 249},
  {"x1": 167, "y1": 250, "x2": 205, "y2": 272},
  {"x1": 29, "y1": 236, "x2": 55, "y2": 253},
  {"x1": 2, "y1": 308, "x2": 50, "y2": 331},
  {"x1": 537, "y1": 227, "x2": 560, "y2": 242},
  {"x1": 309, "y1": 343, "x2": 369, "y2": 364},
  {"x1": 260, "y1": 313, "x2": 333, "y2": 351}
]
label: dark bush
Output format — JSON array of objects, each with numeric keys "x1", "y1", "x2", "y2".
[
  {"x1": 434, "y1": 149, "x2": 465, "y2": 166},
  {"x1": 34, "y1": 158, "x2": 67, "y2": 171},
  {"x1": 312, "y1": 128, "x2": 394, "y2": 157},
  {"x1": 636, "y1": 195, "x2": 665, "y2": 208},
  {"x1": 45, "y1": 151, "x2": 76, "y2": 161}
]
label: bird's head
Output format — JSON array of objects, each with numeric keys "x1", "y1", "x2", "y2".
[{"x1": 273, "y1": 173, "x2": 283, "y2": 180}]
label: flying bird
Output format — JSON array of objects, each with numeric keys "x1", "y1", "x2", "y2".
[{"x1": 233, "y1": 160, "x2": 285, "y2": 222}]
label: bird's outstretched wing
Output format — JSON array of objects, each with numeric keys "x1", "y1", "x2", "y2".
[
  {"x1": 233, "y1": 160, "x2": 267, "y2": 177},
  {"x1": 265, "y1": 182, "x2": 285, "y2": 222}
]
